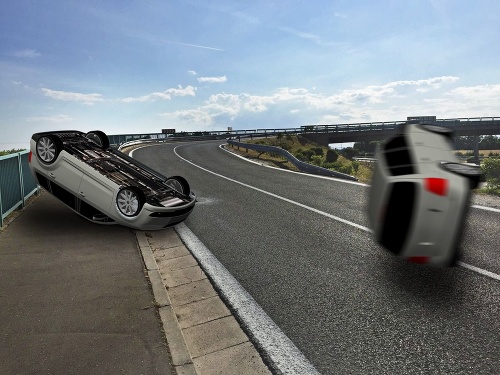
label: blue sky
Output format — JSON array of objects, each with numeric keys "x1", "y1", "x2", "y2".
[{"x1": 1, "y1": 0, "x2": 500, "y2": 150}]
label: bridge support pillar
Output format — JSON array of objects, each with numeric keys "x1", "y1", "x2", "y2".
[{"x1": 473, "y1": 135, "x2": 480, "y2": 165}]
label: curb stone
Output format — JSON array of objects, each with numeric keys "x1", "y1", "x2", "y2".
[{"x1": 134, "y1": 229, "x2": 272, "y2": 375}]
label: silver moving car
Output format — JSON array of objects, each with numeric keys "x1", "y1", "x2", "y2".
[
  {"x1": 368, "y1": 123, "x2": 482, "y2": 267},
  {"x1": 29, "y1": 130, "x2": 196, "y2": 230}
]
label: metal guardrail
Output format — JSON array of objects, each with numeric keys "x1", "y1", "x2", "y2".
[
  {"x1": 0, "y1": 151, "x2": 39, "y2": 227},
  {"x1": 116, "y1": 136, "x2": 358, "y2": 181},
  {"x1": 227, "y1": 140, "x2": 359, "y2": 181},
  {"x1": 108, "y1": 117, "x2": 500, "y2": 146}
]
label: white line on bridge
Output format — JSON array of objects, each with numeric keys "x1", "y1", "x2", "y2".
[{"x1": 174, "y1": 145, "x2": 500, "y2": 283}]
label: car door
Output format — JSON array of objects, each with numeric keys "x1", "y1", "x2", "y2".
[
  {"x1": 49, "y1": 155, "x2": 84, "y2": 194},
  {"x1": 79, "y1": 173, "x2": 114, "y2": 213}
]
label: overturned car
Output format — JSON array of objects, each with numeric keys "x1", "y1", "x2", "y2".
[
  {"x1": 29, "y1": 130, "x2": 195, "y2": 230},
  {"x1": 368, "y1": 123, "x2": 482, "y2": 267}
]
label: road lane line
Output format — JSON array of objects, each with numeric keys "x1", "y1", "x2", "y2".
[
  {"x1": 175, "y1": 222, "x2": 320, "y2": 375},
  {"x1": 174, "y1": 145, "x2": 500, "y2": 283},
  {"x1": 471, "y1": 204, "x2": 500, "y2": 213},
  {"x1": 220, "y1": 145, "x2": 499, "y2": 213},
  {"x1": 175, "y1": 146, "x2": 373, "y2": 233},
  {"x1": 457, "y1": 261, "x2": 500, "y2": 281}
]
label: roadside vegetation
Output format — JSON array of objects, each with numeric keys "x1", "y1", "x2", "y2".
[
  {"x1": 0, "y1": 148, "x2": 26, "y2": 157},
  {"x1": 230, "y1": 134, "x2": 375, "y2": 183},
  {"x1": 228, "y1": 134, "x2": 500, "y2": 194}
]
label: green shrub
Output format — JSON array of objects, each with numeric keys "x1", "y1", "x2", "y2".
[
  {"x1": 338, "y1": 164, "x2": 353, "y2": 174},
  {"x1": 294, "y1": 149, "x2": 314, "y2": 162},
  {"x1": 310, "y1": 155, "x2": 323, "y2": 166},
  {"x1": 310, "y1": 147, "x2": 324, "y2": 156},
  {"x1": 482, "y1": 158, "x2": 500, "y2": 191},
  {"x1": 325, "y1": 149, "x2": 339, "y2": 163},
  {"x1": 352, "y1": 160, "x2": 360, "y2": 173}
]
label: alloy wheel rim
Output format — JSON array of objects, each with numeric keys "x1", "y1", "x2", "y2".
[
  {"x1": 117, "y1": 189, "x2": 139, "y2": 216},
  {"x1": 37, "y1": 137, "x2": 56, "y2": 162}
]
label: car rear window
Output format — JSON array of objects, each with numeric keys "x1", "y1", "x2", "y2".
[
  {"x1": 383, "y1": 135, "x2": 415, "y2": 176},
  {"x1": 380, "y1": 182, "x2": 416, "y2": 254}
]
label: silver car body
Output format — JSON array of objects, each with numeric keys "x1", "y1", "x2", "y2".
[
  {"x1": 29, "y1": 130, "x2": 195, "y2": 230},
  {"x1": 368, "y1": 123, "x2": 479, "y2": 266}
]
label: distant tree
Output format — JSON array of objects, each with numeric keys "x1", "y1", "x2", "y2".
[
  {"x1": 353, "y1": 141, "x2": 379, "y2": 153},
  {"x1": 340, "y1": 147, "x2": 359, "y2": 159},
  {"x1": 0, "y1": 148, "x2": 26, "y2": 156}
]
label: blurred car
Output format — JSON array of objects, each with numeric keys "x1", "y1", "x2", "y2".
[
  {"x1": 368, "y1": 123, "x2": 482, "y2": 266},
  {"x1": 29, "y1": 130, "x2": 195, "y2": 230}
]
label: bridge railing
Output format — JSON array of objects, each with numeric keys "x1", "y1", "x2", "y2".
[
  {"x1": 107, "y1": 117, "x2": 500, "y2": 147},
  {"x1": 0, "y1": 151, "x2": 39, "y2": 227}
]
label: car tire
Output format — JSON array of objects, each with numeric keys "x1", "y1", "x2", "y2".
[
  {"x1": 116, "y1": 186, "x2": 144, "y2": 217},
  {"x1": 441, "y1": 162, "x2": 482, "y2": 189},
  {"x1": 165, "y1": 176, "x2": 191, "y2": 196},
  {"x1": 86, "y1": 130, "x2": 110, "y2": 149},
  {"x1": 36, "y1": 135, "x2": 62, "y2": 164}
]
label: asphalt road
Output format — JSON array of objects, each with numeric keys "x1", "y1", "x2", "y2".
[{"x1": 134, "y1": 140, "x2": 500, "y2": 374}]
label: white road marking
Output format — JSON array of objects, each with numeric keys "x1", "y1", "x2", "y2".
[
  {"x1": 220, "y1": 145, "x2": 500, "y2": 213},
  {"x1": 457, "y1": 261, "x2": 500, "y2": 281},
  {"x1": 471, "y1": 204, "x2": 500, "y2": 213},
  {"x1": 175, "y1": 222, "x2": 320, "y2": 375},
  {"x1": 174, "y1": 145, "x2": 500, "y2": 282},
  {"x1": 175, "y1": 146, "x2": 372, "y2": 233}
]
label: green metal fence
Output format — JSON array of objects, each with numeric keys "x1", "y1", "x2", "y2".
[{"x1": 0, "y1": 151, "x2": 39, "y2": 227}]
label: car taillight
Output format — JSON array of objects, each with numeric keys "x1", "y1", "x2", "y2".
[
  {"x1": 407, "y1": 256, "x2": 430, "y2": 264},
  {"x1": 28, "y1": 151, "x2": 32, "y2": 163},
  {"x1": 424, "y1": 178, "x2": 448, "y2": 196}
]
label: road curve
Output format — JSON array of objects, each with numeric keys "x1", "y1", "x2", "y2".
[{"x1": 134, "y1": 140, "x2": 500, "y2": 375}]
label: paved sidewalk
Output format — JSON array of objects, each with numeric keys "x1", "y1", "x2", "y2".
[
  {"x1": 0, "y1": 193, "x2": 173, "y2": 375},
  {"x1": 0, "y1": 192, "x2": 272, "y2": 375},
  {"x1": 136, "y1": 229, "x2": 271, "y2": 375}
]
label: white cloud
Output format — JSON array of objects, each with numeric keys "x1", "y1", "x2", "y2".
[
  {"x1": 197, "y1": 76, "x2": 227, "y2": 83},
  {"x1": 120, "y1": 85, "x2": 196, "y2": 103},
  {"x1": 10, "y1": 49, "x2": 41, "y2": 58},
  {"x1": 41, "y1": 88, "x2": 104, "y2": 105},
  {"x1": 188, "y1": 70, "x2": 198, "y2": 75},
  {"x1": 160, "y1": 108, "x2": 216, "y2": 128},
  {"x1": 158, "y1": 75, "x2": 467, "y2": 129},
  {"x1": 26, "y1": 114, "x2": 73, "y2": 123},
  {"x1": 278, "y1": 26, "x2": 342, "y2": 47}
]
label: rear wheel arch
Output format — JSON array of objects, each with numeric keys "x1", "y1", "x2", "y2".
[{"x1": 86, "y1": 130, "x2": 110, "y2": 149}]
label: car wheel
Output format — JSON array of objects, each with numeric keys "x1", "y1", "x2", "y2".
[
  {"x1": 165, "y1": 176, "x2": 191, "y2": 196},
  {"x1": 116, "y1": 187, "x2": 144, "y2": 217},
  {"x1": 86, "y1": 130, "x2": 110, "y2": 149},
  {"x1": 441, "y1": 162, "x2": 482, "y2": 189},
  {"x1": 36, "y1": 135, "x2": 62, "y2": 164}
]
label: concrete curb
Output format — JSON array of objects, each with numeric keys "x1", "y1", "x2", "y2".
[
  {"x1": 135, "y1": 231, "x2": 196, "y2": 375},
  {"x1": 134, "y1": 228, "x2": 272, "y2": 375}
]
